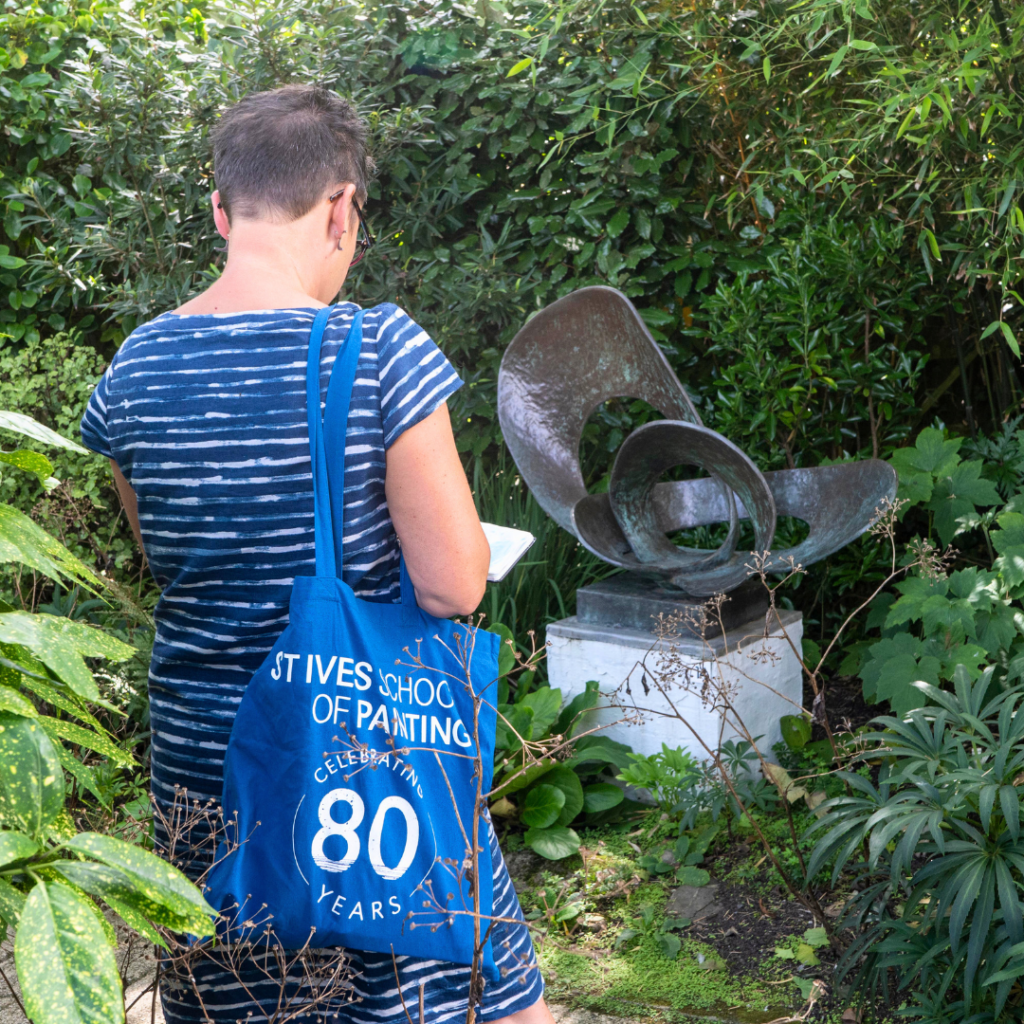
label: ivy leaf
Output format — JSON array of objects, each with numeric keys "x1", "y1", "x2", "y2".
[
  {"x1": 0, "y1": 614, "x2": 134, "y2": 701},
  {"x1": 14, "y1": 881, "x2": 123, "y2": 1024}
]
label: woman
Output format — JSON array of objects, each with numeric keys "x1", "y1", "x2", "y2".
[{"x1": 81, "y1": 84, "x2": 551, "y2": 1024}]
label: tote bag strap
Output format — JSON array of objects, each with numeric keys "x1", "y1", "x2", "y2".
[{"x1": 307, "y1": 307, "x2": 417, "y2": 618}]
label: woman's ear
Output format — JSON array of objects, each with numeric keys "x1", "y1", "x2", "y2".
[
  {"x1": 328, "y1": 183, "x2": 357, "y2": 246},
  {"x1": 212, "y1": 190, "x2": 230, "y2": 240}
]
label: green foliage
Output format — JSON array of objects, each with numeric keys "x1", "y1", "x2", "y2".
[
  {"x1": 615, "y1": 904, "x2": 693, "y2": 961},
  {"x1": 698, "y1": 209, "x2": 931, "y2": 468},
  {"x1": 807, "y1": 667, "x2": 1024, "y2": 1021},
  {"x1": 492, "y1": 675, "x2": 635, "y2": 860},
  {"x1": 0, "y1": 411, "x2": 213, "y2": 1024}
]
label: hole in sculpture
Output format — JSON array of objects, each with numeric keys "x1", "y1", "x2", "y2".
[{"x1": 580, "y1": 397, "x2": 706, "y2": 493}]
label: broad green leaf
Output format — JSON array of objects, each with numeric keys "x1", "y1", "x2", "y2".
[
  {"x1": 873, "y1": 650, "x2": 941, "y2": 715},
  {"x1": 762, "y1": 55, "x2": 771, "y2": 82},
  {"x1": 0, "y1": 449, "x2": 53, "y2": 487},
  {"x1": 803, "y1": 926, "x2": 828, "y2": 948},
  {"x1": 64, "y1": 832, "x2": 215, "y2": 934},
  {"x1": 490, "y1": 758, "x2": 556, "y2": 799},
  {"x1": 554, "y1": 679, "x2": 600, "y2": 738},
  {"x1": 607, "y1": 207, "x2": 629, "y2": 238},
  {"x1": 795, "y1": 942, "x2": 820, "y2": 966},
  {"x1": 1003, "y1": 321, "x2": 1021, "y2": 358},
  {"x1": 506, "y1": 56, "x2": 533, "y2": 77},
  {"x1": 0, "y1": 830, "x2": 39, "y2": 867},
  {"x1": 15, "y1": 881, "x2": 123, "y2": 1024},
  {"x1": 896, "y1": 428, "x2": 962, "y2": 476},
  {"x1": 582, "y1": 782, "x2": 624, "y2": 813},
  {"x1": 676, "y1": 865, "x2": 710, "y2": 886},
  {"x1": 0, "y1": 614, "x2": 133, "y2": 701},
  {"x1": 0, "y1": 713, "x2": 63, "y2": 834},
  {"x1": 566, "y1": 734, "x2": 635, "y2": 771},
  {"x1": 780, "y1": 714, "x2": 812, "y2": 750},
  {"x1": 520, "y1": 783, "x2": 564, "y2": 828},
  {"x1": 886, "y1": 576, "x2": 950, "y2": 628},
  {"x1": 523, "y1": 824, "x2": 580, "y2": 860},
  {"x1": 657, "y1": 932, "x2": 682, "y2": 959},
  {"x1": 519, "y1": 687, "x2": 562, "y2": 739},
  {"x1": 495, "y1": 703, "x2": 533, "y2": 750},
  {"x1": 929, "y1": 461, "x2": 1002, "y2": 545},
  {"x1": 487, "y1": 624, "x2": 515, "y2": 677},
  {"x1": 0, "y1": 412, "x2": 89, "y2": 454},
  {"x1": 95, "y1": 893, "x2": 166, "y2": 949},
  {"x1": 543, "y1": 765, "x2": 585, "y2": 826},
  {"x1": 0, "y1": 506, "x2": 99, "y2": 588}
]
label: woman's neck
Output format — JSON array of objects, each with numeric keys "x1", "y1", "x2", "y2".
[{"x1": 172, "y1": 217, "x2": 346, "y2": 315}]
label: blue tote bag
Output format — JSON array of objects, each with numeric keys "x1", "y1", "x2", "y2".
[{"x1": 206, "y1": 306, "x2": 501, "y2": 976}]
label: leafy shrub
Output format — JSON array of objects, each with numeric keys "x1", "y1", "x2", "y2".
[
  {"x1": 0, "y1": 333, "x2": 134, "y2": 580},
  {"x1": 488, "y1": 642, "x2": 637, "y2": 861},
  {"x1": 808, "y1": 667, "x2": 1024, "y2": 1022},
  {"x1": 0, "y1": 412, "x2": 213, "y2": 1024},
  {"x1": 619, "y1": 739, "x2": 779, "y2": 831}
]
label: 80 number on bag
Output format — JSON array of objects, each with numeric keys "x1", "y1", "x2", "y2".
[{"x1": 312, "y1": 788, "x2": 419, "y2": 880}]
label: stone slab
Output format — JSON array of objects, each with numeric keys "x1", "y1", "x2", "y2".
[
  {"x1": 546, "y1": 610, "x2": 803, "y2": 762},
  {"x1": 577, "y1": 575, "x2": 769, "y2": 638},
  {"x1": 667, "y1": 883, "x2": 724, "y2": 922}
]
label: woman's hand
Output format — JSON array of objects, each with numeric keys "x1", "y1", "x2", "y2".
[{"x1": 385, "y1": 403, "x2": 489, "y2": 618}]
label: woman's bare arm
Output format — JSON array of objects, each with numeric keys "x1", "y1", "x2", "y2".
[
  {"x1": 111, "y1": 460, "x2": 144, "y2": 551},
  {"x1": 385, "y1": 403, "x2": 489, "y2": 618}
]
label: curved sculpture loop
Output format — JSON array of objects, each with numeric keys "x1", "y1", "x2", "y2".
[{"x1": 497, "y1": 286, "x2": 898, "y2": 598}]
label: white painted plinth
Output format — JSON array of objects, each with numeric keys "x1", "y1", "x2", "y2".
[{"x1": 546, "y1": 610, "x2": 803, "y2": 762}]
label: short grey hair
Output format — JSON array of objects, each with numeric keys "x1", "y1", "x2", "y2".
[{"x1": 211, "y1": 84, "x2": 372, "y2": 222}]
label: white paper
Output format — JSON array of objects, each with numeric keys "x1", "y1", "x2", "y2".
[{"x1": 482, "y1": 522, "x2": 536, "y2": 582}]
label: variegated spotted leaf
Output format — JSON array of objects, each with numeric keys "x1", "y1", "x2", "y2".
[
  {"x1": 0, "y1": 830, "x2": 39, "y2": 867},
  {"x1": 0, "y1": 505, "x2": 99, "y2": 588},
  {"x1": 65, "y1": 833, "x2": 215, "y2": 936},
  {"x1": 0, "y1": 449, "x2": 54, "y2": 487},
  {"x1": 0, "y1": 684, "x2": 37, "y2": 718},
  {"x1": 0, "y1": 614, "x2": 133, "y2": 701},
  {"x1": 54, "y1": 862, "x2": 191, "y2": 945},
  {"x1": 40, "y1": 717, "x2": 133, "y2": 768},
  {"x1": 0, "y1": 412, "x2": 90, "y2": 454},
  {"x1": 15, "y1": 881, "x2": 123, "y2": 1024},
  {"x1": 0, "y1": 713, "x2": 63, "y2": 834},
  {"x1": 0, "y1": 876, "x2": 25, "y2": 927}
]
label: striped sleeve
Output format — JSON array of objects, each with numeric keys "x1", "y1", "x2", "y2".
[
  {"x1": 373, "y1": 304, "x2": 462, "y2": 448},
  {"x1": 80, "y1": 362, "x2": 115, "y2": 459}
]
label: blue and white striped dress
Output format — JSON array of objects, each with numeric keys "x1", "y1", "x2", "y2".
[{"x1": 81, "y1": 303, "x2": 543, "y2": 1024}]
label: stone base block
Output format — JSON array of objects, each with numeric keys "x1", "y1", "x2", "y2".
[{"x1": 546, "y1": 610, "x2": 804, "y2": 762}]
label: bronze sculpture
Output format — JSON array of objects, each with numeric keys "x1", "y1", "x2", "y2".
[{"x1": 497, "y1": 286, "x2": 897, "y2": 598}]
